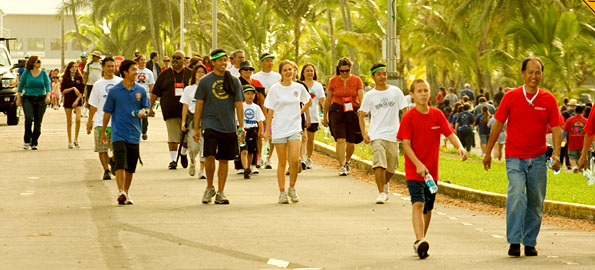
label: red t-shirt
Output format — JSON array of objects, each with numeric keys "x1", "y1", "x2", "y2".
[
  {"x1": 397, "y1": 107, "x2": 454, "y2": 181},
  {"x1": 78, "y1": 62, "x2": 86, "y2": 77},
  {"x1": 583, "y1": 109, "x2": 595, "y2": 136},
  {"x1": 328, "y1": 75, "x2": 363, "y2": 106},
  {"x1": 564, "y1": 115, "x2": 587, "y2": 150},
  {"x1": 494, "y1": 86, "x2": 562, "y2": 159}
]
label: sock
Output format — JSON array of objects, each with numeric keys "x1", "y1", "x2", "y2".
[
  {"x1": 181, "y1": 147, "x2": 187, "y2": 155},
  {"x1": 170, "y1": 151, "x2": 177, "y2": 162}
]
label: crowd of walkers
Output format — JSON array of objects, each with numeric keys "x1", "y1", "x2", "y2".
[{"x1": 14, "y1": 50, "x2": 594, "y2": 260}]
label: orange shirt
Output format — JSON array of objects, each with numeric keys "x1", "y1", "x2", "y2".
[{"x1": 328, "y1": 75, "x2": 363, "y2": 106}]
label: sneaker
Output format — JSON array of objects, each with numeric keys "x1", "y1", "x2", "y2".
[
  {"x1": 524, "y1": 246, "x2": 538, "y2": 256},
  {"x1": 73, "y1": 140, "x2": 80, "y2": 148},
  {"x1": 338, "y1": 166, "x2": 348, "y2": 176},
  {"x1": 68, "y1": 143, "x2": 74, "y2": 149},
  {"x1": 198, "y1": 170, "x2": 206, "y2": 179},
  {"x1": 384, "y1": 183, "x2": 390, "y2": 198},
  {"x1": 257, "y1": 158, "x2": 263, "y2": 168},
  {"x1": 288, "y1": 187, "x2": 299, "y2": 203},
  {"x1": 189, "y1": 161, "x2": 196, "y2": 176},
  {"x1": 376, "y1": 193, "x2": 388, "y2": 204},
  {"x1": 125, "y1": 193, "x2": 134, "y2": 205},
  {"x1": 244, "y1": 167, "x2": 251, "y2": 179},
  {"x1": 572, "y1": 167, "x2": 578, "y2": 173},
  {"x1": 413, "y1": 239, "x2": 429, "y2": 259},
  {"x1": 508, "y1": 244, "x2": 521, "y2": 257},
  {"x1": 237, "y1": 169, "x2": 244, "y2": 174},
  {"x1": 215, "y1": 192, "x2": 230, "y2": 204},
  {"x1": 180, "y1": 154, "x2": 188, "y2": 168},
  {"x1": 23, "y1": 143, "x2": 30, "y2": 150},
  {"x1": 305, "y1": 158, "x2": 312, "y2": 169},
  {"x1": 278, "y1": 191, "x2": 289, "y2": 204},
  {"x1": 168, "y1": 161, "x2": 177, "y2": 170},
  {"x1": 142, "y1": 134, "x2": 148, "y2": 140},
  {"x1": 286, "y1": 170, "x2": 290, "y2": 176},
  {"x1": 301, "y1": 160, "x2": 307, "y2": 170},
  {"x1": 202, "y1": 187, "x2": 216, "y2": 204},
  {"x1": 264, "y1": 159, "x2": 272, "y2": 169},
  {"x1": 117, "y1": 191, "x2": 126, "y2": 205},
  {"x1": 345, "y1": 161, "x2": 351, "y2": 172},
  {"x1": 251, "y1": 165, "x2": 259, "y2": 174},
  {"x1": 103, "y1": 170, "x2": 111, "y2": 180},
  {"x1": 31, "y1": 145, "x2": 38, "y2": 150}
]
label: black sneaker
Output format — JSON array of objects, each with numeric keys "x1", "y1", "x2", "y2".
[
  {"x1": 244, "y1": 167, "x2": 251, "y2": 179},
  {"x1": 524, "y1": 246, "x2": 538, "y2": 256},
  {"x1": 413, "y1": 239, "x2": 429, "y2": 259},
  {"x1": 301, "y1": 161, "x2": 307, "y2": 170},
  {"x1": 180, "y1": 154, "x2": 188, "y2": 168},
  {"x1": 31, "y1": 145, "x2": 38, "y2": 150},
  {"x1": 103, "y1": 170, "x2": 111, "y2": 180},
  {"x1": 117, "y1": 192, "x2": 126, "y2": 205},
  {"x1": 508, "y1": 244, "x2": 521, "y2": 257},
  {"x1": 169, "y1": 161, "x2": 177, "y2": 170}
]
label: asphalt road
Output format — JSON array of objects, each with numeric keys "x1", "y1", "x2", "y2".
[{"x1": 0, "y1": 109, "x2": 594, "y2": 269}]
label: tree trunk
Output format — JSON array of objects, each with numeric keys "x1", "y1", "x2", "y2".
[
  {"x1": 71, "y1": 6, "x2": 84, "y2": 51},
  {"x1": 167, "y1": 0, "x2": 176, "y2": 45},
  {"x1": 147, "y1": 0, "x2": 162, "y2": 58},
  {"x1": 294, "y1": 18, "x2": 301, "y2": 66},
  {"x1": 327, "y1": 8, "x2": 336, "y2": 74},
  {"x1": 426, "y1": 59, "x2": 438, "y2": 105}
]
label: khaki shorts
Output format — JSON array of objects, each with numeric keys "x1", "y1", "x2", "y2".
[
  {"x1": 165, "y1": 118, "x2": 187, "y2": 143},
  {"x1": 372, "y1": 139, "x2": 399, "y2": 172},
  {"x1": 94, "y1": 127, "x2": 112, "y2": 153}
]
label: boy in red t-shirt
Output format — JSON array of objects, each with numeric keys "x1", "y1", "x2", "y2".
[
  {"x1": 397, "y1": 79, "x2": 468, "y2": 259},
  {"x1": 563, "y1": 105, "x2": 587, "y2": 172},
  {"x1": 578, "y1": 106, "x2": 595, "y2": 169}
]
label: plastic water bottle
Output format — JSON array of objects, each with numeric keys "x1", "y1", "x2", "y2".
[
  {"x1": 16, "y1": 106, "x2": 21, "y2": 118},
  {"x1": 324, "y1": 127, "x2": 329, "y2": 139},
  {"x1": 583, "y1": 157, "x2": 595, "y2": 185},
  {"x1": 424, "y1": 173, "x2": 439, "y2": 194},
  {"x1": 547, "y1": 157, "x2": 561, "y2": 175},
  {"x1": 263, "y1": 140, "x2": 270, "y2": 156},
  {"x1": 238, "y1": 129, "x2": 246, "y2": 147}
]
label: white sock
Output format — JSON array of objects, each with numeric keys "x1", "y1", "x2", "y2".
[
  {"x1": 181, "y1": 147, "x2": 187, "y2": 155},
  {"x1": 170, "y1": 151, "x2": 177, "y2": 162}
]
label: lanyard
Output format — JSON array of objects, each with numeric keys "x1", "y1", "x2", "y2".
[
  {"x1": 522, "y1": 85, "x2": 538, "y2": 106},
  {"x1": 171, "y1": 68, "x2": 185, "y2": 86}
]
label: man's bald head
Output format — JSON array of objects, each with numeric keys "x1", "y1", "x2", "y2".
[{"x1": 172, "y1": 50, "x2": 186, "y2": 71}]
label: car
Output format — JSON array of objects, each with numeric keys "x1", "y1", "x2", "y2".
[{"x1": 0, "y1": 43, "x2": 19, "y2": 125}]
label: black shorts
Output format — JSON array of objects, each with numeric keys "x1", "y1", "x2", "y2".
[
  {"x1": 328, "y1": 103, "x2": 363, "y2": 144},
  {"x1": 240, "y1": 127, "x2": 258, "y2": 155},
  {"x1": 307, "y1": 123, "x2": 320, "y2": 133},
  {"x1": 406, "y1": 180, "x2": 436, "y2": 214},
  {"x1": 113, "y1": 141, "x2": 140, "y2": 173},
  {"x1": 203, "y1": 128, "x2": 238, "y2": 160}
]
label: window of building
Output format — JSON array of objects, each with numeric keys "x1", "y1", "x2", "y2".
[
  {"x1": 27, "y1": 38, "x2": 44, "y2": 51},
  {"x1": 8, "y1": 39, "x2": 24, "y2": 51},
  {"x1": 50, "y1": 38, "x2": 62, "y2": 51}
]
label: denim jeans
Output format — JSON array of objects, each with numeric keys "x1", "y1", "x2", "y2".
[
  {"x1": 22, "y1": 95, "x2": 47, "y2": 146},
  {"x1": 505, "y1": 154, "x2": 547, "y2": 247}
]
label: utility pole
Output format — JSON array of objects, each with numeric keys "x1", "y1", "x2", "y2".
[
  {"x1": 211, "y1": 0, "x2": 217, "y2": 50},
  {"x1": 180, "y1": 0, "x2": 184, "y2": 52},
  {"x1": 61, "y1": 0, "x2": 65, "y2": 71}
]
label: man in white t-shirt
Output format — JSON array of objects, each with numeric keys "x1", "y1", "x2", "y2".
[
  {"x1": 358, "y1": 64, "x2": 409, "y2": 204},
  {"x1": 226, "y1": 50, "x2": 245, "y2": 77},
  {"x1": 86, "y1": 57, "x2": 123, "y2": 181},
  {"x1": 84, "y1": 51, "x2": 103, "y2": 117},
  {"x1": 135, "y1": 54, "x2": 156, "y2": 140},
  {"x1": 252, "y1": 52, "x2": 281, "y2": 169}
]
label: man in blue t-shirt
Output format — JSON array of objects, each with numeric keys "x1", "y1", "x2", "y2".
[
  {"x1": 193, "y1": 49, "x2": 245, "y2": 205},
  {"x1": 459, "y1": 83, "x2": 475, "y2": 102},
  {"x1": 101, "y1": 60, "x2": 150, "y2": 206}
]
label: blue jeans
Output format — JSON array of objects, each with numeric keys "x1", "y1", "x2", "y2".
[
  {"x1": 22, "y1": 95, "x2": 47, "y2": 146},
  {"x1": 505, "y1": 154, "x2": 547, "y2": 247}
]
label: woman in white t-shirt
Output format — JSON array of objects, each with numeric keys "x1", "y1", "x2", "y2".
[
  {"x1": 299, "y1": 63, "x2": 326, "y2": 169},
  {"x1": 180, "y1": 64, "x2": 207, "y2": 178},
  {"x1": 134, "y1": 54, "x2": 155, "y2": 140},
  {"x1": 264, "y1": 60, "x2": 312, "y2": 204}
]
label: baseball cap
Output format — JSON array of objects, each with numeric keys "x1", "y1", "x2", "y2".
[
  {"x1": 80, "y1": 52, "x2": 88, "y2": 58},
  {"x1": 239, "y1": 61, "x2": 255, "y2": 71}
]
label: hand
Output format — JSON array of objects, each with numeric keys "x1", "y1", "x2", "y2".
[
  {"x1": 16, "y1": 96, "x2": 21, "y2": 107},
  {"x1": 45, "y1": 96, "x2": 51, "y2": 105},
  {"x1": 578, "y1": 154, "x2": 588, "y2": 171},
  {"x1": 101, "y1": 132, "x2": 108, "y2": 145},
  {"x1": 181, "y1": 121, "x2": 187, "y2": 132},
  {"x1": 305, "y1": 121, "x2": 311, "y2": 129},
  {"x1": 193, "y1": 129, "x2": 201, "y2": 143},
  {"x1": 137, "y1": 110, "x2": 147, "y2": 119},
  {"x1": 264, "y1": 132, "x2": 271, "y2": 140},
  {"x1": 459, "y1": 147, "x2": 468, "y2": 161},
  {"x1": 322, "y1": 118, "x2": 328, "y2": 127},
  {"x1": 149, "y1": 108, "x2": 155, "y2": 117},
  {"x1": 483, "y1": 154, "x2": 492, "y2": 171},
  {"x1": 416, "y1": 163, "x2": 429, "y2": 177},
  {"x1": 239, "y1": 129, "x2": 246, "y2": 141},
  {"x1": 550, "y1": 154, "x2": 561, "y2": 171},
  {"x1": 86, "y1": 121, "x2": 93, "y2": 135},
  {"x1": 363, "y1": 134, "x2": 371, "y2": 144}
]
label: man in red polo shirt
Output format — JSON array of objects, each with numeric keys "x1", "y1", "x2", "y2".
[{"x1": 483, "y1": 57, "x2": 562, "y2": 257}]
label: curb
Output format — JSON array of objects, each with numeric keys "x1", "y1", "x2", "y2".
[{"x1": 314, "y1": 140, "x2": 595, "y2": 220}]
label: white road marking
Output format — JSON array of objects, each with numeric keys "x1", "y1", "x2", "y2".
[
  {"x1": 391, "y1": 192, "x2": 402, "y2": 196},
  {"x1": 20, "y1": 192, "x2": 34, "y2": 196},
  {"x1": 547, "y1": 255, "x2": 559, "y2": 258},
  {"x1": 491, "y1": 235, "x2": 504, "y2": 238},
  {"x1": 448, "y1": 216, "x2": 458, "y2": 220},
  {"x1": 267, "y1": 258, "x2": 290, "y2": 268},
  {"x1": 436, "y1": 211, "x2": 447, "y2": 215},
  {"x1": 27, "y1": 177, "x2": 39, "y2": 180},
  {"x1": 400, "y1": 197, "x2": 410, "y2": 201},
  {"x1": 461, "y1": 222, "x2": 473, "y2": 226}
]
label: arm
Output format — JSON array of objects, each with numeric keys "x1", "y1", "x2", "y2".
[
  {"x1": 235, "y1": 101, "x2": 246, "y2": 140},
  {"x1": 323, "y1": 83, "x2": 333, "y2": 127},
  {"x1": 578, "y1": 133, "x2": 595, "y2": 170},
  {"x1": 401, "y1": 139, "x2": 428, "y2": 177},
  {"x1": 149, "y1": 93, "x2": 158, "y2": 115},
  {"x1": 43, "y1": 72, "x2": 51, "y2": 104},
  {"x1": 101, "y1": 112, "x2": 112, "y2": 145},
  {"x1": 181, "y1": 104, "x2": 189, "y2": 132},
  {"x1": 482, "y1": 120, "x2": 505, "y2": 170},
  {"x1": 300, "y1": 98, "x2": 311, "y2": 115},
  {"x1": 148, "y1": 84, "x2": 154, "y2": 94},
  {"x1": 550, "y1": 126, "x2": 562, "y2": 170},
  {"x1": 264, "y1": 109, "x2": 274, "y2": 139},
  {"x1": 357, "y1": 89, "x2": 364, "y2": 107},
  {"x1": 192, "y1": 100, "x2": 204, "y2": 143},
  {"x1": 257, "y1": 121, "x2": 264, "y2": 138},
  {"x1": 87, "y1": 106, "x2": 97, "y2": 134},
  {"x1": 446, "y1": 133, "x2": 468, "y2": 161},
  {"x1": 358, "y1": 110, "x2": 369, "y2": 144}
]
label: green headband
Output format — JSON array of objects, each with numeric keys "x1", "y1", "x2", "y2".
[
  {"x1": 259, "y1": 54, "x2": 274, "y2": 62},
  {"x1": 243, "y1": 87, "x2": 256, "y2": 93},
  {"x1": 210, "y1": 52, "x2": 227, "y2": 60},
  {"x1": 370, "y1": 66, "x2": 387, "y2": 75}
]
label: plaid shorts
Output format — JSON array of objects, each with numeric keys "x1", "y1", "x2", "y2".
[{"x1": 94, "y1": 127, "x2": 112, "y2": 153}]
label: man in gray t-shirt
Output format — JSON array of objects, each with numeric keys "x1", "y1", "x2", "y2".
[{"x1": 195, "y1": 72, "x2": 244, "y2": 132}]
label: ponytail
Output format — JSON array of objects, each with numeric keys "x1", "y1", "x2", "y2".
[{"x1": 481, "y1": 106, "x2": 490, "y2": 128}]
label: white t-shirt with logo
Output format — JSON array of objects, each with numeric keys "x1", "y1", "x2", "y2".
[
  {"x1": 85, "y1": 61, "x2": 103, "y2": 86},
  {"x1": 360, "y1": 85, "x2": 408, "y2": 142},
  {"x1": 135, "y1": 68, "x2": 155, "y2": 95},
  {"x1": 242, "y1": 102, "x2": 265, "y2": 129},
  {"x1": 307, "y1": 81, "x2": 326, "y2": 123},
  {"x1": 88, "y1": 76, "x2": 123, "y2": 127},
  {"x1": 180, "y1": 84, "x2": 198, "y2": 114},
  {"x1": 264, "y1": 82, "x2": 311, "y2": 139},
  {"x1": 252, "y1": 71, "x2": 281, "y2": 94},
  {"x1": 227, "y1": 66, "x2": 240, "y2": 77}
]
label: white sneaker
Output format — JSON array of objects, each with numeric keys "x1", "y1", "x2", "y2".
[
  {"x1": 264, "y1": 159, "x2": 272, "y2": 169},
  {"x1": 338, "y1": 166, "x2": 348, "y2": 176},
  {"x1": 23, "y1": 143, "x2": 30, "y2": 150},
  {"x1": 73, "y1": 140, "x2": 80, "y2": 148},
  {"x1": 237, "y1": 169, "x2": 244, "y2": 174},
  {"x1": 198, "y1": 170, "x2": 206, "y2": 179},
  {"x1": 257, "y1": 158, "x2": 263, "y2": 167},
  {"x1": 305, "y1": 158, "x2": 312, "y2": 169},
  {"x1": 384, "y1": 183, "x2": 390, "y2": 199},
  {"x1": 189, "y1": 161, "x2": 196, "y2": 176},
  {"x1": 278, "y1": 191, "x2": 289, "y2": 204},
  {"x1": 68, "y1": 143, "x2": 73, "y2": 149},
  {"x1": 288, "y1": 187, "x2": 299, "y2": 203},
  {"x1": 251, "y1": 165, "x2": 259, "y2": 174},
  {"x1": 376, "y1": 193, "x2": 388, "y2": 204},
  {"x1": 202, "y1": 187, "x2": 216, "y2": 204},
  {"x1": 125, "y1": 193, "x2": 134, "y2": 205}
]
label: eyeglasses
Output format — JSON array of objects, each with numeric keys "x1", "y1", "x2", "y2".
[
  {"x1": 172, "y1": 56, "x2": 183, "y2": 60},
  {"x1": 339, "y1": 69, "x2": 350, "y2": 73}
]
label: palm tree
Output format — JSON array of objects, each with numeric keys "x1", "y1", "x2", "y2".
[{"x1": 58, "y1": 0, "x2": 88, "y2": 52}]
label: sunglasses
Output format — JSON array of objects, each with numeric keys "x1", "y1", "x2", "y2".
[
  {"x1": 172, "y1": 56, "x2": 183, "y2": 60},
  {"x1": 35, "y1": 60, "x2": 41, "y2": 64},
  {"x1": 339, "y1": 69, "x2": 350, "y2": 73}
]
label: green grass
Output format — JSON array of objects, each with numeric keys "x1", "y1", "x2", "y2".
[{"x1": 314, "y1": 129, "x2": 595, "y2": 205}]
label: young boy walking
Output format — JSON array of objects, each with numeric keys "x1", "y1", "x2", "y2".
[
  {"x1": 397, "y1": 79, "x2": 468, "y2": 259},
  {"x1": 240, "y1": 85, "x2": 265, "y2": 179},
  {"x1": 358, "y1": 64, "x2": 408, "y2": 203}
]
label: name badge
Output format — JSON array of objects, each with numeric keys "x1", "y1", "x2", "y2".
[
  {"x1": 342, "y1": 96, "x2": 353, "y2": 112},
  {"x1": 175, "y1": 82, "x2": 184, "y2": 96}
]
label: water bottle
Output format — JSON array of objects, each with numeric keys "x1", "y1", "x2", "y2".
[
  {"x1": 324, "y1": 127, "x2": 329, "y2": 139},
  {"x1": 263, "y1": 140, "x2": 270, "y2": 156},
  {"x1": 424, "y1": 173, "x2": 439, "y2": 194},
  {"x1": 238, "y1": 128, "x2": 246, "y2": 147},
  {"x1": 547, "y1": 157, "x2": 561, "y2": 175},
  {"x1": 583, "y1": 157, "x2": 595, "y2": 185},
  {"x1": 16, "y1": 106, "x2": 21, "y2": 118}
]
